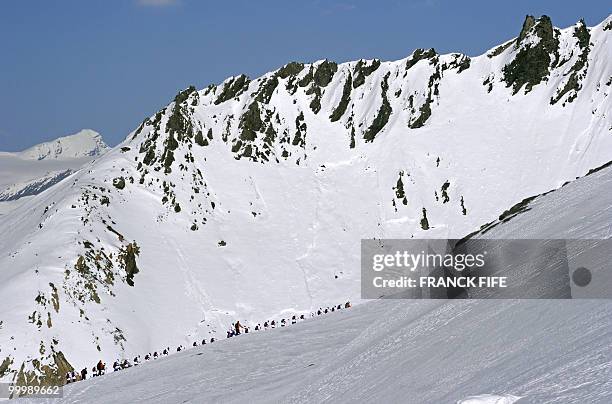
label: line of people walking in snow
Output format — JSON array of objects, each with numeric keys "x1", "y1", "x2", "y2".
[
  {"x1": 65, "y1": 359, "x2": 108, "y2": 384},
  {"x1": 65, "y1": 301, "x2": 351, "y2": 385},
  {"x1": 225, "y1": 301, "x2": 352, "y2": 338}
]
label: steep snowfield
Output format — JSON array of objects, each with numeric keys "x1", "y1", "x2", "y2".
[
  {"x1": 28, "y1": 300, "x2": 612, "y2": 404},
  {"x1": 462, "y1": 162, "x2": 612, "y2": 239},
  {"x1": 0, "y1": 130, "x2": 107, "y2": 215},
  {"x1": 1, "y1": 15, "x2": 612, "y2": 385},
  {"x1": 28, "y1": 146, "x2": 612, "y2": 404}
]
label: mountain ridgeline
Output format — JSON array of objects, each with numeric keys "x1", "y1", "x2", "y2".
[
  {"x1": 1, "y1": 15, "x2": 611, "y2": 388},
  {"x1": 135, "y1": 15, "x2": 595, "y2": 171}
]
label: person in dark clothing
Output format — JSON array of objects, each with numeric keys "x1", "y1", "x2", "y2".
[
  {"x1": 317, "y1": 309, "x2": 322, "y2": 316},
  {"x1": 280, "y1": 319, "x2": 286, "y2": 327},
  {"x1": 96, "y1": 360, "x2": 105, "y2": 375},
  {"x1": 193, "y1": 341, "x2": 198, "y2": 347},
  {"x1": 345, "y1": 301, "x2": 351, "y2": 308},
  {"x1": 210, "y1": 338, "x2": 215, "y2": 343},
  {"x1": 81, "y1": 368, "x2": 87, "y2": 380},
  {"x1": 65, "y1": 372, "x2": 71, "y2": 384},
  {"x1": 202, "y1": 339, "x2": 207, "y2": 345},
  {"x1": 92, "y1": 366, "x2": 97, "y2": 377},
  {"x1": 300, "y1": 314, "x2": 305, "y2": 320},
  {"x1": 234, "y1": 321, "x2": 244, "y2": 335}
]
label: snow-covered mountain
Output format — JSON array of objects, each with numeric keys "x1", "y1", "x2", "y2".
[
  {"x1": 26, "y1": 161, "x2": 612, "y2": 403},
  {"x1": 0, "y1": 130, "x2": 108, "y2": 216},
  {"x1": 16, "y1": 129, "x2": 108, "y2": 161},
  {"x1": 1, "y1": 14, "x2": 611, "y2": 388}
]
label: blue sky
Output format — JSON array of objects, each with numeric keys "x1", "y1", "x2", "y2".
[{"x1": 0, "y1": 1, "x2": 609, "y2": 151}]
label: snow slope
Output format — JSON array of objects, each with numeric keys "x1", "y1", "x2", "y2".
[
  {"x1": 461, "y1": 161, "x2": 612, "y2": 240},
  {"x1": 27, "y1": 299, "x2": 612, "y2": 404},
  {"x1": 1, "y1": 15, "x2": 612, "y2": 386},
  {"x1": 28, "y1": 136, "x2": 612, "y2": 404},
  {"x1": 0, "y1": 130, "x2": 108, "y2": 215},
  {"x1": 0, "y1": 170, "x2": 74, "y2": 202}
]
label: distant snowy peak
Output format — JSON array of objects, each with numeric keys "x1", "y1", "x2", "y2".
[
  {"x1": 0, "y1": 129, "x2": 107, "y2": 213},
  {"x1": 17, "y1": 129, "x2": 109, "y2": 160}
]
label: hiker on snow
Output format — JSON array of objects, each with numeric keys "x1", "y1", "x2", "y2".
[
  {"x1": 235, "y1": 320, "x2": 245, "y2": 335},
  {"x1": 96, "y1": 360, "x2": 105, "y2": 375}
]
